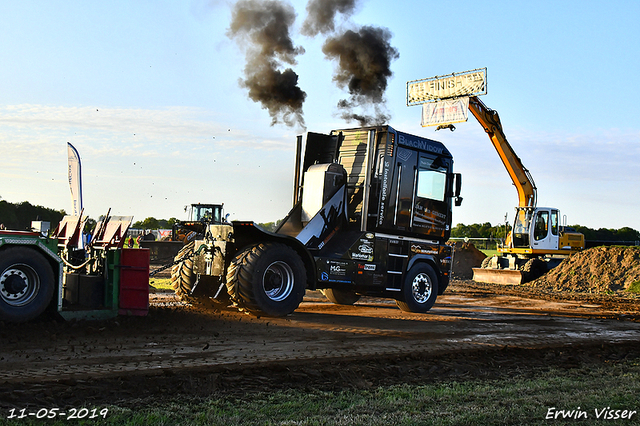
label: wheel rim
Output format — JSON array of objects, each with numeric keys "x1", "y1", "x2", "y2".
[
  {"x1": 262, "y1": 261, "x2": 294, "y2": 302},
  {"x1": 0, "y1": 264, "x2": 40, "y2": 307},
  {"x1": 411, "y1": 272, "x2": 432, "y2": 304}
]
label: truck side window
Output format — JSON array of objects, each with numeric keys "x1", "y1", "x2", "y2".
[{"x1": 417, "y1": 157, "x2": 446, "y2": 202}]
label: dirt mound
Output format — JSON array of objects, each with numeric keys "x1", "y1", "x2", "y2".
[
  {"x1": 529, "y1": 246, "x2": 640, "y2": 293},
  {"x1": 450, "y1": 242, "x2": 487, "y2": 279}
]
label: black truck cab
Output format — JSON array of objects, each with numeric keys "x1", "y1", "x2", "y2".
[{"x1": 277, "y1": 125, "x2": 462, "y2": 312}]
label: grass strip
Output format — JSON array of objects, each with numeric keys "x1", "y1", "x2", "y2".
[{"x1": 4, "y1": 358, "x2": 638, "y2": 426}]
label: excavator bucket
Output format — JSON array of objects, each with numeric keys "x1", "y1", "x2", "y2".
[{"x1": 472, "y1": 268, "x2": 524, "y2": 285}]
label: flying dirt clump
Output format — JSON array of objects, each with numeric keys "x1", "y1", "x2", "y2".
[
  {"x1": 528, "y1": 246, "x2": 640, "y2": 294},
  {"x1": 228, "y1": 0, "x2": 306, "y2": 128},
  {"x1": 449, "y1": 242, "x2": 487, "y2": 280}
]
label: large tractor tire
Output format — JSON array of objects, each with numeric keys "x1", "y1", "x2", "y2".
[
  {"x1": 226, "y1": 242, "x2": 306, "y2": 317},
  {"x1": 396, "y1": 263, "x2": 438, "y2": 313},
  {"x1": 170, "y1": 241, "x2": 230, "y2": 308},
  {"x1": 322, "y1": 288, "x2": 360, "y2": 305},
  {"x1": 171, "y1": 241, "x2": 196, "y2": 301},
  {"x1": 0, "y1": 247, "x2": 55, "y2": 322}
]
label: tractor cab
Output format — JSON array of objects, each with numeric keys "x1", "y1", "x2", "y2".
[
  {"x1": 188, "y1": 204, "x2": 225, "y2": 224},
  {"x1": 172, "y1": 204, "x2": 226, "y2": 243}
]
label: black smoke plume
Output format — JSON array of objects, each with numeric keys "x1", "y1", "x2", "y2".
[
  {"x1": 228, "y1": 0, "x2": 306, "y2": 128},
  {"x1": 301, "y1": 0, "x2": 358, "y2": 37},
  {"x1": 322, "y1": 25, "x2": 399, "y2": 126}
]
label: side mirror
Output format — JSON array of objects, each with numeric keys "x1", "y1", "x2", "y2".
[{"x1": 454, "y1": 173, "x2": 463, "y2": 206}]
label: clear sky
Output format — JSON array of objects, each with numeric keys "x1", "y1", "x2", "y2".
[{"x1": 1, "y1": 0, "x2": 639, "y2": 230}]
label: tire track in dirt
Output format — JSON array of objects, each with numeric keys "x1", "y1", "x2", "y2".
[{"x1": 1, "y1": 289, "x2": 638, "y2": 384}]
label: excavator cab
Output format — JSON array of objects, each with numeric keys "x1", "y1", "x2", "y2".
[
  {"x1": 532, "y1": 208, "x2": 560, "y2": 251},
  {"x1": 507, "y1": 207, "x2": 560, "y2": 252}
]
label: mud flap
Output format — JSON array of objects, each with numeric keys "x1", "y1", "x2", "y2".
[{"x1": 472, "y1": 268, "x2": 524, "y2": 285}]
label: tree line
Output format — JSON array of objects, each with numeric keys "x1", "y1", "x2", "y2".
[
  {"x1": 131, "y1": 217, "x2": 180, "y2": 230},
  {"x1": 0, "y1": 200, "x2": 66, "y2": 230},
  {"x1": 451, "y1": 222, "x2": 640, "y2": 243},
  {"x1": 0, "y1": 200, "x2": 180, "y2": 234},
  {"x1": 1, "y1": 198, "x2": 636, "y2": 244}
]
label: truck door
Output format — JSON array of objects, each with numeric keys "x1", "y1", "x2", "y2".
[
  {"x1": 530, "y1": 208, "x2": 559, "y2": 251},
  {"x1": 392, "y1": 147, "x2": 418, "y2": 230},
  {"x1": 412, "y1": 155, "x2": 449, "y2": 239}
]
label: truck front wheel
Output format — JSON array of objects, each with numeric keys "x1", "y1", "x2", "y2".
[
  {"x1": 226, "y1": 243, "x2": 306, "y2": 316},
  {"x1": 396, "y1": 263, "x2": 438, "y2": 313},
  {"x1": 0, "y1": 247, "x2": 55, "y2": 322}
]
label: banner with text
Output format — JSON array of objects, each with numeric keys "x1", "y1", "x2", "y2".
[
  {"x1": 408, "y1": 68, "x2": 486, "y2": 105},
  {"x1": 421, "y1": 97, "x2": 470, "y2": 127},
  {"x1": 67, "y1": 142, "x2": 83, "y2": 217}
]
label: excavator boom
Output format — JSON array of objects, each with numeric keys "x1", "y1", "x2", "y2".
[
  {"x1": 465, "y1": 95, "x2": 584, "y2": 285},
  {"x1": 468, "y1": 96, "x2": 537, "y2": 208},
  {"x1": 406, "y1": 69, "x2": 584, "y2": 285}
]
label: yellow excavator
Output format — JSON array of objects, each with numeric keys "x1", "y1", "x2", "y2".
[{"x1": 467, "y1": 96, "x2": 584, "y2": 284}]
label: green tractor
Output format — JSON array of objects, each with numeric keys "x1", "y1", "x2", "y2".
[{"x1": 170, "y1": 204, "x2": 229, "y2": 306}]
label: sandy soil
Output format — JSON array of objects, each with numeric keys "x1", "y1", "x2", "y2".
[{"x1": 1, "y1": 279, "x2": 638, "y2": 409}]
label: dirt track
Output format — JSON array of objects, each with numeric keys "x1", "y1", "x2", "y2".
[{"x1": 1, "y1": 280, "x2": 639, "y2": 409}]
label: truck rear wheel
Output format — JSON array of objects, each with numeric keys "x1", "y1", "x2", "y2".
[
  {"x1": 226, "y1": 243, "x2": 306, "y2": 317},
  {"x1": 322, "y1": 288, "x2": 360, "y2": 305},
  {"x1": 0, "y1": 247, "x2": 55, "y2": 322},
  {"x1": 396, "y1": 263, "x2": 438, "y2": 313}
]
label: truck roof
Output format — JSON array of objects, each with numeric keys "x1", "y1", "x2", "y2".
[{"x1": 332, "y1": 125, "x2": 452, "y2": 158}]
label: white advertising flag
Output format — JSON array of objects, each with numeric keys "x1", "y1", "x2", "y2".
[
  {"x1": 67, "y1": 143, "x2": 83, "y2": 217},
  {"x1": 421, "y1": 97, "x2": 470, "y2": 127}
]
